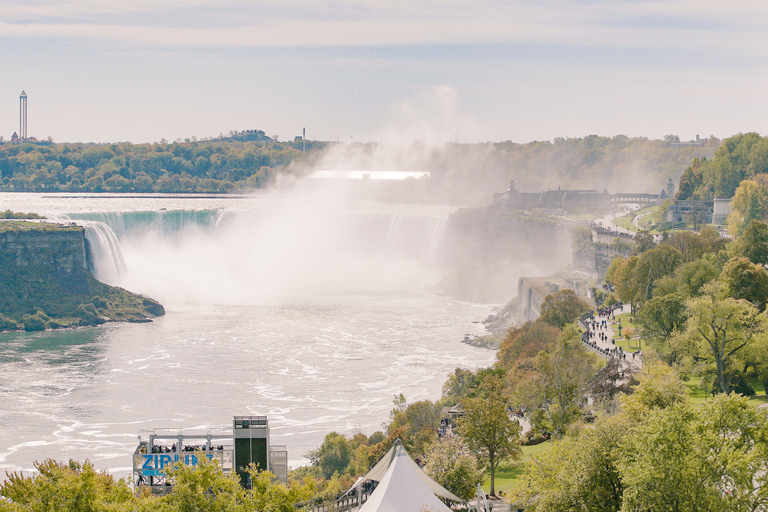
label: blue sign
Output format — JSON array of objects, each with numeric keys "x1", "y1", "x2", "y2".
[{"x1": 139, "y1": 453, "x2": 214, "y2": 476}]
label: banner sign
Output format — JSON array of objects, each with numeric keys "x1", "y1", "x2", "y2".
[{"x1": 134, "y1": 452, "x2": 228, "y2": 476}]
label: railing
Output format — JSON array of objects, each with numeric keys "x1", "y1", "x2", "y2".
[{"x1": 302, "y1": 490, "x2": 372, "y2": 512}]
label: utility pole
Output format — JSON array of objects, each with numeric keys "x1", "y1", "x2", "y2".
[{"x1": 302, "y1": 127, "x2": 305, "y2": 153}]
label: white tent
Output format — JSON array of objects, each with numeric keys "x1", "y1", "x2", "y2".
[{"x1": 351, "y1": 440, "x2": 462, "y2": 512}]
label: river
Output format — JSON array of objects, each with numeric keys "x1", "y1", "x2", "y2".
[{"x1": 0, "y1": 191, "x2": 498, "y2": 479}]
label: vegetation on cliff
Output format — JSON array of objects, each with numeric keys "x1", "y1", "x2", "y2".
[{"x1": 0, "y1": 221, "x2": 164, "y2": 331}]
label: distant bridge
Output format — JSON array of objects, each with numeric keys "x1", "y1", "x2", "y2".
[{"x1": 611, "y1": 193, "x2": 663, "y2": 204}]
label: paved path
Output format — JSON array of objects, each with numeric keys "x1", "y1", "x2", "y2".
[{"x1": 581, "y1": 304, "x2": 643, "y2": 371}]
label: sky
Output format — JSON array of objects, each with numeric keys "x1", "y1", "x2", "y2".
[{"x1": 1, "y1": 0, "x2": 767, "y2": 144}]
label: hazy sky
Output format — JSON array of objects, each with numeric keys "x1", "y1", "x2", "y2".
[{"x1": 1, "y1": 0, "x2": 767, "y2": 144}]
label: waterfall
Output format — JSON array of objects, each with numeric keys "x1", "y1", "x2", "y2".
[
  {"x1": 57, "y1": 202, "x2": 457, "y2": 305},
  {"x1": 80, "y1": 221, "x2": 127, "y2": 285},
  {"x1": 66, "y1": 210, "x2": 221, "y2": 238}
]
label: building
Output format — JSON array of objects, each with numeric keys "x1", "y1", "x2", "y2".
[
  {"x1": 713, "y1": 197, "x2": 732, "y2": 225},
  {"x1": 666, "y1": 199, "x2": 715, "y2": 225},
  {"x1": 494, "y1": 180, "x2": 671, "y2": 214},
  {"x1": 132, "y1": 415, "x2": 287, "y2": 493}
]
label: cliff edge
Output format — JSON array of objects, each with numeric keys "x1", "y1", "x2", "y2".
[{"x1": 0, "y1": 221, "x2": 164, "y2": 331}]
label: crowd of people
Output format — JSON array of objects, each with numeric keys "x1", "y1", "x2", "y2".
[
  {"x1": 590, "y1": 220, "x2": 636, "y2": 239},
  {"x1": 580, "y1": 304, "x2": 641, "y2": 362},
  {"x1": 147, "y1": 443, "x2": 225, "y2": 454}
]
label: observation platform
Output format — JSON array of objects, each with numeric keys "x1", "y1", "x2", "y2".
[{"x1": 132, "y1": 415, "x2": 287, "y2": 493}]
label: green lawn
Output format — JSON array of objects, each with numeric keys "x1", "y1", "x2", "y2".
[
  {"x1": 611, "y1": 214, "x2": 638, "y2": 232},
  {"x1": 685, "y1": 376, "x2": 768, "y2": 407},
  {"x1": 481, "y1": 442, "x2": 553, "y2": 496}
]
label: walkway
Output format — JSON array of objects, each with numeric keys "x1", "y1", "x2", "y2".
[{"x1": 581, "y1": 304, "x2": 643, "y2": 371}]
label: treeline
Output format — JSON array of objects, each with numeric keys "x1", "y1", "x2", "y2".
[
  {"x1": 0, "y1": 133, "x2": 717, "y2": 202},
  {"x1": 429, "y1": 134, "x2": 717, "y2": 204},
  {"x1": 678, "y1": 132, "x2": 768, "y2": 201},
  {"x1": 0, "y1": 137, "x2": 326, "y2": 193}
]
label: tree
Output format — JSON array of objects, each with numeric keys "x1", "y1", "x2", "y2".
[
  {"x1": 635, "y1": 244, "x2": 684, "y2": 301},
  {"x1": 728, "y1": 179, "x2": 768, "y2": 236},
  {"x1": 513, "y1": 326, "x2": 601, "y2": 436},
  {"x1": 457, "y1": 374, "x2": 521, "y2": 496},
  {"x1": 720, "y1": 256, "x2": 768, "y2": 311},
  {"x1": 424, "y1": 437, "x2": 484, "y2": 501},
  {"x1": 674, "y1": 281, "x2": 767, "y2": 393},
  {"x1": 619, "y1": 393, "x2": 768, "y2": 512},
  {"x1": 731, "y1": 219, "x2": 768, "y2": 266},
  {"x1": 632, "y1": 230, "x2": 656, "y2": 255},
  {"x1": 387, "y1": 398, "x2": 442, "y2": 456},
  {"x1": 538, "y1": 289, "x2": 590, "y2": 329},
  {"x1": 513, "y1": 415, "x2": 628, "y2": 512},
  {"x1": 637, "y1": 293, "x2": 687, "y2": 343},
  {"x1": 671, "y1": 257, "x2": 720, "y2": 297},
  {"x1": 0, "y1": 459, "x2": 137, "y2": 512},
  {"x1": 307, "y1": 432, "x2": 353, "y2": 479},
  {"x1": 496, "y1": 322, "x2": 560, "y2": 371},
  {"x1": 620, "y1": 362, "x2": 688, "y2": 419}
]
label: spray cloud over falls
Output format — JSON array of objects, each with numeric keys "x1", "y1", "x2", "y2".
[{"x1": 78, "y1": 185, "x2": 455, "y2": 310}]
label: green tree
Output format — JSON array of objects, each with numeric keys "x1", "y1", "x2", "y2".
[
  {"x1": 720, "y1": 256, "x2": 768, "y2": 311},
  {"x1": 513, "y1": 326, "x2": 600, "y2": 436},
  {"x1": 513, "y1": 415, "x2": 628, "y2": 512},
  {"x1": 457, "y1": 374, "x2": 521, "y2": 496},
  {"x1": 496, "y1": 321, "x2": 561, "y2": 371},
  {"x1": 0, "y1": 459, "x2": 137, "y2": 512},
  {"x1": 730, "y1": 219, "x2": 768, "y2": 266},
  {"x1": 538, "y1": 289, "x2": 590, "y2": 329},
  {"x1": 637, "y1": 293, "x2": 687, "y2": 344},
  {"x1": 674, "y1": 281, "x2": 767, "y2": 393},
  {"x1": 635, "y1": 243, "x2": 684, "y2": 301},
  {"x1": 727, "y1": 179, "x2": 768, "y2": 236},
  {"x1": 672, "y1": 257, "x2": 720, "y2": 297},
  {"x1": 423, "y1": 437, "x2": 484, "y2": 501},
  {"x1": 307, "y1": 432, "x2": 353, "y2": 479},
  {"x1": 619, "y1": 393, "x2": 768, "y2": 512},
  {"x1": 387, "y1": 398, "x2": 441, "y2": 456}
]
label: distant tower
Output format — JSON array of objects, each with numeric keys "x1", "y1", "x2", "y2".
[
  {"x1": 667, "y1": 177, "x2": 675, "y2": 198},
  {"x1": 302, "y1": 127, "x2": 306, "y2": 153},
  {"x1": 19, "y1": 91, "x2": 27, "y2": 141}
]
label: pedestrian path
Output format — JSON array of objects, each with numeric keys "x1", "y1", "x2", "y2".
[{"x1": 581, "y1": 304, "x2": 643, "y2": 371}]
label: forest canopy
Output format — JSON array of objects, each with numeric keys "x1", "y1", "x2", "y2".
[{"x1": 0, "y1": 133, "x2": 717, "y2": 204}]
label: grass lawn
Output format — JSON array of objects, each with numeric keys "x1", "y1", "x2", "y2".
[
  {"x1": 685, "y1": 376, "x2": 768, "y2": 407},
  {"x1": 611, "y1": 214, "x2": 638, "y2": 232},
  {"x1": 481, "y1": 442, "x2": 553, "y2": 496},
  {"x1": 565, "y1": 213, "x2": 596, "y2": 222}
]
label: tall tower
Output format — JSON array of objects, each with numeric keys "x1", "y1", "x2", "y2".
[
  {"x1": 19, "y1": 91, "x2": 27, "y2": 140},
  {"x1": 667, "y1": 177, "x2": 675, "y2": 198}
]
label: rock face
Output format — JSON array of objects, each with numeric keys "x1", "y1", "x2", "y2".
[
  {"x1": 437, "y1": 208, "x2": 573, "y2": 303},
  {"x1": 0, "y1": 225, "x2": 87, "y2": 273},
  {"x1": 0, "y1": 222, "x2": 164, "y2": 331}
]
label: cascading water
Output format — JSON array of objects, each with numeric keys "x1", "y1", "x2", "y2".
[
  {"x1": 66, "y1": 210, "x2": 220, "y2": 238},
  {"x1": 60, "y1": 202, "x2": 457, "y2": 309},
  {"x1": 80, "y1": 221, "x2": 127, "y2": 285}
]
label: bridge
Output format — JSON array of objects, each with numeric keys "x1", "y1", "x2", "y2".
[{"x1": 611, "y1": 193, "x2": 663, "y2": 204}]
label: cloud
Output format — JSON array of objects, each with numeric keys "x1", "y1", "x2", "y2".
[{"x1": 0, "y1": 0, "x2": 766, "y2": 54}]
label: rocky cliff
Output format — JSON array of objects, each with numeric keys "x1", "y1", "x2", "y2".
[
  {"x1": 437, "y1": 208, "x2": 573, "y2": 302},
  {"x1": 0, "y1": 221, "x2": 164, "y2": 331}
]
